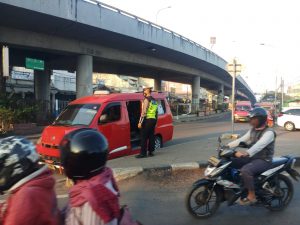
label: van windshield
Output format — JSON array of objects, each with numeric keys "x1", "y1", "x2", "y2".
[
  {"x1": 235, "y1": 105, "x2": 251, "y2": 111},
  {"x1": 53, "y1": 104, "x2": 100, "y2": 126}
]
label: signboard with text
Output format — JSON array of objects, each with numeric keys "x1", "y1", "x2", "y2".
[
  {"x1": 11, "y1": 67, "x2": 34, "y2": 80},
  {"x1": 25, "y1": 57, "x2": 44, "y2": 70}
]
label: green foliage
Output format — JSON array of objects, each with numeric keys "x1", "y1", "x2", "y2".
[
  {"x1": 0, "y1": 107, "x2": 14, "y2": 134},
  {"x1": 0, "y1": 95, "x2": 41, "y2": 131}
]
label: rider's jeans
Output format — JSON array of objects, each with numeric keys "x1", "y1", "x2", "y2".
[{"x1": 231, "y1": 158, "x2": 271, "y2": 191}]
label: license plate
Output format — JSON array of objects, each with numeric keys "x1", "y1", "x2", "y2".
[{"x1": 45, "y1": 159, "x2": 54, "y2": 164}]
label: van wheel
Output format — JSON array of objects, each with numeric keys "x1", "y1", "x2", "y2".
[
  {"x1": 154, "y1": 136, "x2": 162, "y2": 151},
  {"x1": 284, "y1": 122, "x2": 295, "y2": 131}
]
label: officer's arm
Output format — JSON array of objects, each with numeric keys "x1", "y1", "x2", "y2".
[
  {"x1": 227, "y1": 130, "x2": 251, "y2": 148},
  {"x1": 139, "y1": 98, "x2": 149, "y2": 124},
  {"x1": 246, "y1": 131, "x2": 275, "y2": 157}
]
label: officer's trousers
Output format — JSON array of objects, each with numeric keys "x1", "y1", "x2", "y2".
[{"x1": 140, "y1": 118, "x2": 157, "y2": 156}]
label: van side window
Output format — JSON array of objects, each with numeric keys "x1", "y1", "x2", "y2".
[
  {"x1": 100, "y1": 103, "x2": 121, "y2": 123},
  {"x1": 158, "y1": 100, "x2": 166, "y2": 115}
]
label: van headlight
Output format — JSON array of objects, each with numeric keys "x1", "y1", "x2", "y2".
[{"x1": 204, "y1": 166, "x2": 216, "y2": 177}]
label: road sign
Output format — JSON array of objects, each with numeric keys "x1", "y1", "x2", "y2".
[
  {"x1": 226, "y1": 63, "x2": 242, "y2": 74},
  {"x1": 2, "y1": 46, "x2": 9, "y2": 77},
  {"x1": 210, "y1": 37, "x2": 216, "y2": 45},
  {"x1": 25, "y1": 57, "x2": 44, "y2": 70}
]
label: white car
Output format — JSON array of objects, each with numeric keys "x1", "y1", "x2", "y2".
[{"x1": 277, "y1": 108, "x2": 300, "y2": 131}]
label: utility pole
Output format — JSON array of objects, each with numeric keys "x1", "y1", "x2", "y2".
[
  {"x1": 281, "y1": 77, "x2": 284, "y2": 111},
  {"x1": 0, "y1": 46, "x2": 9, "y2": 96},
  {"x1": 227, "y1": 58, "x2": 242, "y2": 133},
  {"x1": 274, "y1": 76, "x2": 277, "y2": 121}
]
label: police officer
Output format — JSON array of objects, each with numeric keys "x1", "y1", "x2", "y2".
[{"x1": 136, "y1": 86, "x2": 158, "y2": 158}]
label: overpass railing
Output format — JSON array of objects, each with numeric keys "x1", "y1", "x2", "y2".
[{"x1": 83, "y1": 0, "x2": 227, "y2": 65}]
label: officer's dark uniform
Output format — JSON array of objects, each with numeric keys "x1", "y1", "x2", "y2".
[{"x1": 139, "y1": 96, "x2": 158, "y2": 157}]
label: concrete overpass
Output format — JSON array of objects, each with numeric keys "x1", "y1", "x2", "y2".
[{"x1": 0, "y1": 0, "x2": 256, "y2": 106}]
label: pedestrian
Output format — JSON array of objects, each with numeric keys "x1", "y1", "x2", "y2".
[
  {"x1": 136, "y1": 86, "x2": 158, "y2": 158},
  {"x1": 60, "y1": 128, "x2": 141, "y2": 225},
  {"x1": 0, "y1": 136, "x2": 61, "y2": 225}
]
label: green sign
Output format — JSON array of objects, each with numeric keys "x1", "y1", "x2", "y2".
[{"x1": 25, "y1": 58, "x2": 44, "y2": 70}]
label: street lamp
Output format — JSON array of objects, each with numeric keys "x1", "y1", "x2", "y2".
[{"x1": 155, "y1": 6, "x2": 172, "y2": 23}]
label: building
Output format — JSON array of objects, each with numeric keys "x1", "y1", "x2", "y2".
[{"x1": 287, "y1": 82, "x2": 300, "y2": 99}]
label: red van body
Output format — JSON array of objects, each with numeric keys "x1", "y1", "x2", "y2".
[{"x1": 37, "y1": 92, "x2": 173, "y2": 164}]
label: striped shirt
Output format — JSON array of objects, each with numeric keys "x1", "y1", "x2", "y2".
[{"x1": 65, "y1": 181, "x2": 118, "y2": 225}]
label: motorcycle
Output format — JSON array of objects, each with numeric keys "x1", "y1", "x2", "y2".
[{"x1": 186, "y1": 134, "x2": 300, "y2": 218}]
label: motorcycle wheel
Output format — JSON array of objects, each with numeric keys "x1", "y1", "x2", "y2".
[
  {"x1": 186, "y1": 184, "x2": 221, "y2": 218},
  {"x1": 265, "y1": 174, "x2": 294, "y2": 211}
]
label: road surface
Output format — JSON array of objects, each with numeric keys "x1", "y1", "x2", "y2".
[
  {"x1": 108, "y1": 114, "x2": 300, "y2": 168},
  {"x1": 117, "y1": 169, "x2": 300, "y2": 225}
]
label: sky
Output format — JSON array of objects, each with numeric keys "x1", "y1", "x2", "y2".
[{"x1": 98, "y1": 0, "x2": 300, "y2": 93}]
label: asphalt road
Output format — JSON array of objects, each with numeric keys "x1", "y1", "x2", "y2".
[
  {"x1": 108, "y1": 114, "x2": 300, "y2": 168},
  {"x1": 116, "y1": 170, "x2": 300, "y2": 225}
]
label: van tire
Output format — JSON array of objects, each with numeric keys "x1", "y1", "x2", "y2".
[
  {"x1": 154, "y1": 135, "x2": 162, "y2": 151},
  {"x1": 284, "y1": 122, "x2": 295, "y2": 131}
]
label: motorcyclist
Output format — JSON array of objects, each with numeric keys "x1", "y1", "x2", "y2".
[
  {"x1": 227, "y1": 107, "x2": 276, "y2": 205},
  {"x1": 60, "y1": 128, "x2": 142, "y2": 225},
  {"x1": 60, "y1": 128, "x2": 120, "y2": 225},
  {"x1": 0, "y1": 136, "x2": 60, "y2": 225}
]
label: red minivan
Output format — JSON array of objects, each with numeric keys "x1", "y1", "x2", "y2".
[
  {"x1": 37, "y1": 91, "x2": 173, "y2": 165},
  {"x1": 234, "y1": 101, "x2": 252, "y2": 122}
]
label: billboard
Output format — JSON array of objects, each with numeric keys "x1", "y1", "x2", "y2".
[{"x1": 11, "y1": 67, "x2": 34, "y2": 80}]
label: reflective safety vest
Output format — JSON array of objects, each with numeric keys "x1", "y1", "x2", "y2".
[{"x1": 146, "y1": 100, "x2": 158, "y2": 119}]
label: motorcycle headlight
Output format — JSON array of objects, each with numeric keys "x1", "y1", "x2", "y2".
[
  {"x1": 204, "y1": 166, "x2": 216, "y2": 177},
  {"x1": 291, "y1": 159, "x2": 296, "y2": 169}
]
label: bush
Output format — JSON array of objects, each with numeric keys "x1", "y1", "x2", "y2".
[{"x1": 0, "y1": 107, "x2": 14, "y2": 134}]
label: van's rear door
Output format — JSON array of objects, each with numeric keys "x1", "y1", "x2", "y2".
[{"x1": 97, "y1": 101, "x2": 130, "y2": 159}]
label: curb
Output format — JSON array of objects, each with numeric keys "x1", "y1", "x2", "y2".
[
  {"x1": 113, "y1": 161, "x2": 206, "y2": 182},
  {"x1": 113, "y1": 156, "x2": 300, "y2": 182},
  {"x1": 173, "y1": 112, "x2": 229, "y2": 123}
]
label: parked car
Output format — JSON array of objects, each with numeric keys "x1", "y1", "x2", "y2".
[
  {"x1": 234, "y1": 101, "x2": 252, "y2": 122},
  {"x1": 37, "y1": 91, "x2": 174, "y2": 165},
  {"x1": 277, "y1": 108, "x2": 300, "y2": 131}
]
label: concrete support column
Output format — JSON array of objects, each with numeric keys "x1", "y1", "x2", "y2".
[
  {"x1": 192, "y1": 76, "x2": 201, "y2": 113},
  {"x1": 34, "y1": 69, "x2": 51, "y2": 123},
  {"x1": 76, "y1": 55, "x2": 93, "y2": 98},
  {"x1": 154, "y1": 78, "x2": 162, "y2": 91},
  {"x1": 51, "y1": 90, "x2": 58, "y2": 116},
  {"x1": 217, "y1": 83, "x2": 224, "y2": 110}
]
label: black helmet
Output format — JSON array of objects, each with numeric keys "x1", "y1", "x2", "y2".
[
  {"x1": 249, "y1": 107, "x2": 268, "y2": 128},
  {"x1": 60, "y1": 128, "x2": 108, "y2": 180},
  {"x1": 0, "y1": 136, "x2": 40, "y2": 192}
]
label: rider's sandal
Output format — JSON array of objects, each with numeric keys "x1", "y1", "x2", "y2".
[{"x1": 239, "y1": 198, "x2": 257, "y2": 206}]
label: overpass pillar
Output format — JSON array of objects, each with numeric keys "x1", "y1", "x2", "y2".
[
  {"x1": 154, "y1": 78, "x2": 162, "y2": 91},
  {"x1": 76, "y1": 55, "x2": 93, "y2": 98},
  {"x1": 192, "y1": 76, "x2": 201, "y2": 113},
  {"x1": 217, "y1": 83, "x2": 224, "y2": 111},
  {"x1": 34, "y1": 69, "x2": 51, "y2": 123}
]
